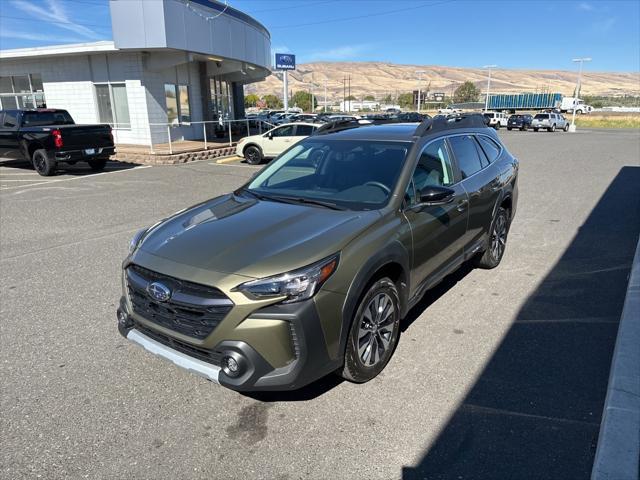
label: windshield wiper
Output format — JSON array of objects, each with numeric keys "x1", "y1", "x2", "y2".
[{"x1": 270, "y1": 195, "x2": 347, "y2": 211}]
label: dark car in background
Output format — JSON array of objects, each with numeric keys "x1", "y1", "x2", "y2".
[
  {"x1": 0, "y1": 109, "x2": 115, "y2": 176},
  {"x1": 507, "y1": 114, "x2": 533, "y2": 131},
  {"x1": 118, "y1": 114, "x2": 519, "y2": 392}
]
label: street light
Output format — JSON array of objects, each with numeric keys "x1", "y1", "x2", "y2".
[
  {"x1": 569, "y1": 57, "x2": 592, "y2": 132},
  {"x1": 483, "y1": 65, "x2": 497, "y2": 112},
  {"x1": 415, "y1": 70, "x2": 426, "y2": 113}
]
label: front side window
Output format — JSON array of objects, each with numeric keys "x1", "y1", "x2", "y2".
[
  {"x1": 245, "y1": 139, "x2": 411, "y2": 210},
  {"x1": 409, "y1": 139, "x2": 454, "y2": 203},
  {"x1": 271, "y1": 125, "x2": 295, "y2": 137},
  {"x1": 449, "y1": 135, "x2": 484, "y2": 179}
]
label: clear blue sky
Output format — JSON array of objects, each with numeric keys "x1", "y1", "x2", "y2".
[{"x1": 0, "y1": 0, "x2": 638, "y2": 72}]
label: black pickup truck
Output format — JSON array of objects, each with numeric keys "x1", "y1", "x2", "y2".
[{"x1": 0, "y1": 109, "x2": 115, "y2": 176}]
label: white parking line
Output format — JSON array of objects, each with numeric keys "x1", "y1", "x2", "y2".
[{"x1": 0, "y1": 165, "x2": 151, "y2": 191}]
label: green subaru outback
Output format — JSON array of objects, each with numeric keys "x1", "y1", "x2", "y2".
[{"x1": 118, "y1": 115, "x2": 518, "y2": 392}]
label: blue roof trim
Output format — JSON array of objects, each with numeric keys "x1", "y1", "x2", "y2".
[{"x1": 187, "y1": 0, "x2": 270, "y2": 39}]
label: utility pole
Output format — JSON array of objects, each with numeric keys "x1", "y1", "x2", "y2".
[
  {"x1": 324, "y1": 81, "x2": 327, "y2": 113},
  {"x1": 569, "y1": 57, "x2": 591, "y2": 132},
  {"x1": 416, "y1": 70, "x2": 426, "y2": 113},
  {"x1": 347, "y1": 75, "x2": 351, "y2": 113},
  {"x1": 483, "y1": 64, "x2": 497, "y2": 112}
]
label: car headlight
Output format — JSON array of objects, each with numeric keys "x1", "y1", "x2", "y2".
[
  {"x1": 234, "y1": 254, "x2": 339, "y2": 304},
  {"x1": 129, "y1": 228, "x2": 148, "y2": 254}
]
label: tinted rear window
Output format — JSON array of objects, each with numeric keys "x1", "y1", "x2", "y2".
[
  {"x1": 449, "y1": 135, "x2": 484, "y2": 179},
  {"x1": 534, "y1": 114, "x2": 549, "y2": 119},
  {"x1": 22, "y1": 111, "x2": 74, "y2": 126}
]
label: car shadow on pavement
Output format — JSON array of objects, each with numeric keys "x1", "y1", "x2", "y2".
[{"x1": 402, "y1": 166, "x2": 640, "y2": 480}]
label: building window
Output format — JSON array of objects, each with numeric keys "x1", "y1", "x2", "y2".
[
  {"x1": 95, "y1": 83, "x2": 130, "y2": 129},
  {"x1": 209, "y1": 78, "x2": 233, "y2": 121},
  {"x1": 165, "y1": 84, "x2": 190, "y2": 124},
  {"x1": 0, "y1": 74, "x2": 47, "y2": 110}
]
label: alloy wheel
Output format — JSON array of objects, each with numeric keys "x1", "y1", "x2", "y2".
[
  {"x1": 357, "y1": 292, "x2": 396, "y2": 367},
  {"x1": 490, "y1": 214, "x2": 507, "y2": 261}
]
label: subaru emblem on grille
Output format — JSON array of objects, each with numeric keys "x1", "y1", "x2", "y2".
[{"x1": 147, "y1": 282, "x2": 172, "y2": 302}]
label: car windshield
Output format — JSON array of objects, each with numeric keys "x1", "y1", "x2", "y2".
[
  {"x1": 243, "y1": 139, "x2": 411, "y2": 210},
  {"x1": 22, "y1": 111, "x2": 74, "y2": 126},
  {"x1": 534, "y1": 114, "x2": 549, "y2": 119}
]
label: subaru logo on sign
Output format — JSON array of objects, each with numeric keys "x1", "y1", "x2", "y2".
[
  {"x1": 147, "y1": 282, "x2": 171, "y2": 302},
  {"x1": 275, "y1": 53, "x2": 295, "y2": 71}
]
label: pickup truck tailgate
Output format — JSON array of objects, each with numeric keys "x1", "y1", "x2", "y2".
[{"x1": 59, "y1": 125, "x2": 113, "y2": 150}]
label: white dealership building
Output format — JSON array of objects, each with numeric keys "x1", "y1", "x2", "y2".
[{"x1": 0, "y1": 0, "x2": 271, "y2": 145}]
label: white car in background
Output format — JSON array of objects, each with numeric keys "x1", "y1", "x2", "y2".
[
  {"x1": 483, "y1": 111, "x2": 509, "y2": 129},
  {"x1": 235, "y1": 123, "x2": 319, "y2": 164}
]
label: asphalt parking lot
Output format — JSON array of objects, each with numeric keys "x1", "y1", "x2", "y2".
[{"x1": 1, "y1": 129, "x2": 639, "y2": 479}]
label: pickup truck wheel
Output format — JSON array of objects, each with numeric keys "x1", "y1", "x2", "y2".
[
  {"x1": 89, "y1": 158, "x2": 108, "y2": 172},
  {"x1": 244, "y1": 145, "x2": 263, "y2": 165},
  {"x1": 475, "y1": 207, "x2": 509, "y2": 269},
  {"x1": 340, "y1": 277, "x2": 400, "y2": 383},
  {"x1": 32, "y1": 149, "x2": 56, "y2": 176}
]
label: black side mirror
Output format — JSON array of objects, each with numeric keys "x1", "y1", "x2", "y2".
[{"x1": 419, "y1": 186, "x2": 455, "y2": 205}]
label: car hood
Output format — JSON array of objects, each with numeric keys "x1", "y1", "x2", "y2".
[{"x1": 137, "y1": 194, "x2": 380, "y2": 278}]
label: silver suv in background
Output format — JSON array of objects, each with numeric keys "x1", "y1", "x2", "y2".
[{"x1": 532, "y1": 113, "x2": 569, "y2": 132}]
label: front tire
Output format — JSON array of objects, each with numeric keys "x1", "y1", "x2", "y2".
[
  {"x1": 32, "y1": 149, "x2": 56, "y2": 176},
  {"x1": 244, "y1": 145, "x2": 263, "y2": 165},
  {"x1": 340, "y1": 277, "x2": 401, "y2": 383},
  {"x1": 475, "y1": 207, "x2": 509, "y2": 269}
]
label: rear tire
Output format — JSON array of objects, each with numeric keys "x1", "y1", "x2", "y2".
[
  {"x1": 340, "y1": 277, "x2": 401, "y2": 383},
  {"x1": 507, "y1": 127, "x2": 512, "y2": 131},
  {"x1": 533, "y1": 128, "x2": 539, "y2": 132},
  {"x1": 32, "y1": 149, "x2": 56, "y2": 176},
  {"x1": 89, "y1": 158, "x2": 108, "y2": 172},
  {"x1": 475, "y1": 207, "x2": 509, "y2": 269},
  {"x1": 549, "y1": 124, "x2": 556, "y2": 132},
  {"x1": 521, "y1": 125, "x2": 527, "y2": 131},
  {"x1": 563, "y1": 123, "x2": 570, "y2": 132},
  {"x1": 244, "y1": 145, "x2": 263, "y2": 165},
  {"x1": 494, "y1": 123, "x2": 500, "y2": 130}
]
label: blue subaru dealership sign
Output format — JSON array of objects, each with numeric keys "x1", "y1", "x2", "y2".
[{"x1": 275, "y1": 53, "x2": 296, "y2": 70}]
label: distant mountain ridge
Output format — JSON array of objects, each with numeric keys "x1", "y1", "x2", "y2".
[{"x1": 245, "y1": 62, "x2": 640, "y2": 100}]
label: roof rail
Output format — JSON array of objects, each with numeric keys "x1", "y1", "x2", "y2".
[
  {"x1": 313, "y1": 119, "x2": 370, "y2": 136},
  {"x1": 414, "y1": 112, "x2": 489, "y2": 137}
]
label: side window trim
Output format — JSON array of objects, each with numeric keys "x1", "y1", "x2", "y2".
[{"x1": 475, "y1": 134, "x2": 503, "y2": 163}]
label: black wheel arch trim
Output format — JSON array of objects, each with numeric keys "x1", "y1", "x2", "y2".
[{"x1": 339, "y1": 242, "x2": 410, "y2": 360}]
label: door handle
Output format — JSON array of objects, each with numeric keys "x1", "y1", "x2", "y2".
[{"x1": 456, "y1": 200, "x2": 468, "y2": 212}]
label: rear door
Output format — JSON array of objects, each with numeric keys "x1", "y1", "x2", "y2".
[
  {"x1": 447, "y1": 133, "x2": 501, "y2": 253},
  {"x1": 404, "y1": 137, "x2": 468, "y2": 289},
  {"x1": 0, "y1": 111, "x2": 21, "y2": 159}
]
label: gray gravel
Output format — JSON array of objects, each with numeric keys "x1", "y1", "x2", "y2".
[{"x1": 1, "y1": 129, "x2": 639, "y2": 479}]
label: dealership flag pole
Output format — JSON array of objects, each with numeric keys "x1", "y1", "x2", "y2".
[
  {"x1": 483, "y1": 65, "x2": 497, "y2": 112},
  {"x1": 569, "y1": 57, "x2": 591, "y2": 133}
]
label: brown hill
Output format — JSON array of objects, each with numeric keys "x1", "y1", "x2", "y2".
[{"x1": 246, "y1": 62, "x2": 640, "y2": 101}]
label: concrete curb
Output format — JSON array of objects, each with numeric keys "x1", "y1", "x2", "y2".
[{"x1": 591, "y1": 237, "x2": 640, "y2": 480}]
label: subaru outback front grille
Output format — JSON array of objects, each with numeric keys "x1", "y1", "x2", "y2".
[{"x1": 126, "y1": 264, "x2": 233, "y2": 339}]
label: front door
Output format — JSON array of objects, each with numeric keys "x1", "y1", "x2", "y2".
[
  {"x1": 262, "y1": 124, "x2": 296, "y2": 157},
  {"x1": 404, "y1": 137, "x2": 469, "y2": 291}
]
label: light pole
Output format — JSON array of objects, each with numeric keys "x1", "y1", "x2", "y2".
[
  {"x1": 569, "y1": 57, "x2": 592, "y2": 132},
  {"x1": 323, "y1": 81, "x2": 327, "y2": 113},
  {"x1": 483, "y1": 65, "x2": 497, "y2": 112},
  {"x1": 416, "y1": 70, "x2": 426, "y2": 113}
]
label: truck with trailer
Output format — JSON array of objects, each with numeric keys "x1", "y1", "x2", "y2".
[{"x1": 486, "y1": 93, "x2": 592, "y2": 114}]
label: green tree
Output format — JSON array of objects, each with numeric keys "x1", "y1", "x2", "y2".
[
  {"x1": 453, "y1": 81, "x2": 480, "y2": 103},
  {"x1": 397, "y1": 92, "x2": 414, "y2": 109},
  {"x1": 244, "y1": 94, "x2": 259, "y2": 107},
  {"x1": 346, "y1": 95, "x2": 357, "y2": 101},
  {"x1": 263, "y1": 94, "x2": 283, "y2": 109},
  {"x1": 381, "y1": 94, "x2": 393, "y2": 104},
  {"x1": 291, "y1": 91, "x2": 315, "y2": 112},
  {"x1": 364, "y1": 95, "x2": 376, "y2": 101}
]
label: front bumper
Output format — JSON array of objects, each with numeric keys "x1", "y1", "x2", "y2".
[{"x1": 117, "y1": 288, "x2": 342, "y2": 392}]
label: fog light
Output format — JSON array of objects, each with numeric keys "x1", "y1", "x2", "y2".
[
  {"x1": 221, "y1": 353, "x2": 244, "y2": 378},
  {"x1": 117, "y1": 308, "x2": 133, "y2": 328}
]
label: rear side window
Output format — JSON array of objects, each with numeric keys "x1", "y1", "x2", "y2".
[
  {"x1": 294, "y1": 125, "x2": 315, "y2": 136},
  {"x1": 448, "y1": 135, "x2": 484, "y2": 179},
  {"x1": 476, "y1": 135, "x2": 501, "y2": 162}
]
